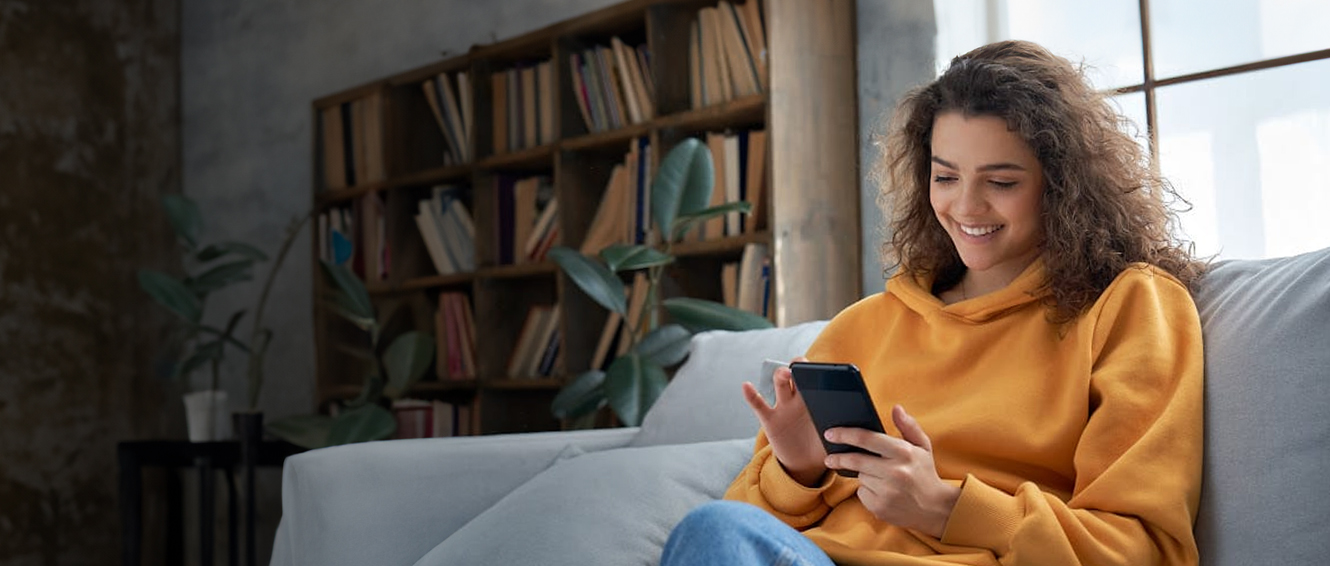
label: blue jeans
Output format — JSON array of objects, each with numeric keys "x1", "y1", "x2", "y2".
[{"x1": 661, "y1": 501, "x2": 837, "y2": 566}]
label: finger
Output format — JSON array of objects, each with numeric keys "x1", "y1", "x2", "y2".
[
  {"x1": 825, "y1": 452, "x2": 886, "y2": 481},
  {"x1": 741, "y1": 382, "x2": 775, "y2": 418},
  {"x1": 772, "y1": 366, "x2": 799, "y2": 402},
  {"x1": 893, "y1": 405, "x2": 933, "y2": 452},
  {"x1": 825, "y1": 427, "x2": 908, "y2": 457}
]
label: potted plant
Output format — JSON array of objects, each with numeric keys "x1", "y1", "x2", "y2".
[
  {"x1": 137, "y1": 194, "x2": 307, "y2": 441},
  {"x1": 549, "y1": 138, "x2": 773, "y2": 427},
  {"x1": 265, "y1": 260, "x2": 435, "y2": 449}
]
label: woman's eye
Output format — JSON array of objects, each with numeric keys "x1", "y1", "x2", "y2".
[
  {"x1": 933, "y1": 175, "x2": 957, "y2": 183},
  {"x1": 991, "y1": 180, "x2": 1017, "y2": 189}
]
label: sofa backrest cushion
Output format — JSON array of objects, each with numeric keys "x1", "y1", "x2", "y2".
[
  {"x1": 1191, "y1": 247, "x2": 1330, "y2": 565},
  {"x1": 411, "y1": 438, "x2": 754, "y2": 566},
  {"x1": 629, "y1": 321, "x2": 829, "y2": 447}
]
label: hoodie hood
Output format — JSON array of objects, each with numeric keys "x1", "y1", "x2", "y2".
[{"x1": 887, "y1": 259, "x2": 1050, "y2": 324}]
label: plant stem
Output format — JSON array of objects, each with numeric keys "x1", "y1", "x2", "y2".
[{"x1": 245, "y1": 211, "x2": 313, "y2": 410}]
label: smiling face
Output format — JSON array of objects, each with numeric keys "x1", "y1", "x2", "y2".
[{"x1": 929, "y1": 111, "x2": 1046, "y2": 294}]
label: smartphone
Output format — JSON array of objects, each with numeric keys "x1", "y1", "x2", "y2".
[{"x1": 789, "y1": 362, "x2": 886, "y2": 477}]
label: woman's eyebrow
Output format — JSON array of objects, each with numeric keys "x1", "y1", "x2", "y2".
[{"x1": 931, "y1": 155, "x2": 1027, "y2": 172}]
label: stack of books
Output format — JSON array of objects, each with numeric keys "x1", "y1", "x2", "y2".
[
  {"x1": 391, "y1": 399, "x2": 473, "y2": 439},
  {"x1": 492, "y1": 175, "x2": 558, "y2": 265},
  {"x1": 721, "y1": 242, "x2": 771, "y2": 318},
  {"x1": 414, "y1": 185, "x2": 476, "y2": 276},
  {"x1": 569, "y1": 37, "x2": 655, "y2": 132},
  {"x1": 435, "y1": 292, "x2": 477, "y2": 380},
  {"x1": 579, "y1": 137, "x2": 652, "y2": 254},
  {"x1": 689, "y1": 0, "x2": 767, "y2": 109},
  {"x1": 320, "y1": 92, "x2": 386, "y2": 189},
  {"x1": 506, "y1": 304, "x2": 562, "y2": 379},
  {"x1": 684, "y1": 128, "x2": 767, "y2": 241},
  {"x1": 491, "y1": 59, "x2": 556, "y2": 154},
  {"x1": 421, "y1": 71, "x2": 474, "y2": 165}
]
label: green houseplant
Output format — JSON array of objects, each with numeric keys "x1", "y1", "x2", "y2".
[
  {"x1": 265, "y1": 260, "x2": 435, "y2": 449},
  {"x1": 138, "y1": 194, "x2": 308, "y2": 439},
  {"x1": 549, "y1": 138, "x2": 773, "y2": 427}
]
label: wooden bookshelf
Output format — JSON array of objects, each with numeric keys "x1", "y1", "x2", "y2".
[{"x1": 309, "y1": 0, "x2": 861, "y2": 435}]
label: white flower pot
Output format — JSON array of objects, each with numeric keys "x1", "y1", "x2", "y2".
[{"x1": 183, "y1": 389, "x2": 231, "y2": 442}]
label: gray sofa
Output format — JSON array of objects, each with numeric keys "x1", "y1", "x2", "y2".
[{"x1": 270, "y1": 248, "x2": 1330, "y2": 566}]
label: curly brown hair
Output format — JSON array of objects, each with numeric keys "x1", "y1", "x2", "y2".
[{"x1": 876, "y1": 40, "x2": 1206, "y2": 324}]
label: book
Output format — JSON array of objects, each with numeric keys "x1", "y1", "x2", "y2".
[
  {"x1": 704, "y1": 132, "x2": 728, "y2": 239},
  {"x1": 610, "y1": 37, "x2": 643, "y2": 124},
  {"x1": 421, "y1": 79, "x2": 454, "y2": 163},
  {"x1": 431, "y1": 400, "x2": 455, "y2": 437},
  {"x1": 392, "y1": 399, "x2": 432, "y2": 439},
  {"x1": 439, "y1": 72, "x2": 469, "y2": 162},
  {"x1": 512, "y1": 177, "x2": 540, "y2": 264},
  {"x1": 570, "y1": 52, "x2": 596, "y2": 132},
  {"x1": 745, "y1": 129, "x2": 768, "y2": 233},
  {"x1": 525, "y1": 197, "x2": 559, "y2": 258},
  {"x1": 506, "y1": 306, "x2": 550, "y2": 377},
  {"x1": 722, "y1": 261, "x2": 739, "y2": 307},
  {"x1": 415, "y1": 200, "x2": 456, "y2": 275},
  {"x1": 526, "y1": 306, "x2": 561, "y2": 377},
  {"x1": 492, "y1": 72, "x2": 507, "y2": 154},
  {"x1": 717, "y1": 1, "x2": 761, "y2": 97},
  {"x1": 580, "y1": 165, "x2": 628, "y2": 255},
  {"x1": 538, "y1": 61, "x2": 555, "y2": 144},
  {"x1": 453, "y1": 293, "x2": 478, "y2": 377},
  {"x1": 438, "y1": 196, "x2": 475, "y2": 272},
  {"x1": 724, "y1": 133, "x2": 741, "y2": 235},
  {"x1": 630, "y1": 44, "x2": 655, "y2": 119},
  {"x1": 456, "y1": 72, "x2": 473, "y2": 150},
  {"x1": 689, "y1": 20, "x2": 703, "y2": 110},
  {"x1": 590, "y1": 307, "x2": 624, "y2": 371},
  {"x1": 617, "y1": 272, "x2": 651, "y2": 356},
  {"x1": 739, "y1": 0, "x2": 768, "y2": 90},
  {"x1": 521, "y1": 65, "x2": 538, "y2": 149},
  {"x1": 736, "y1": 242, "x2": 769, "y2": 315},
  {"x1": 321, "y1": 106, "x2": 346, "y2": 189}
]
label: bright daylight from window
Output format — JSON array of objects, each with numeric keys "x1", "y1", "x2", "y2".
[{"x1": 933, "y1": 0, "x2": 1330, "y2": 259}]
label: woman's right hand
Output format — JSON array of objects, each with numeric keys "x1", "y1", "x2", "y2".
[{"x1": 742, "y1": 357, "x2": 828, "y2": 486}]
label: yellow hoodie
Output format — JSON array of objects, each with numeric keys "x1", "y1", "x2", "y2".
[{"x1": 725, "y1": 261, "x2": 1203, "y2": 566}]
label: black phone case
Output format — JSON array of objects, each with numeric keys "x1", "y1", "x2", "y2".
[{"x1": 790, "y1": 362, "x2": 886, "y2": 478}]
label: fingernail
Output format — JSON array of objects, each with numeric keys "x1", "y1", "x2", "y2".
[{"x1": 824, "y1": 430, "x2": 834, "y2": 441}]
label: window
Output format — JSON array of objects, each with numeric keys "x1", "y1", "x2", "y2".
[{"x1": 934, "y1": 0, "x2": 1330, "y2": 259}]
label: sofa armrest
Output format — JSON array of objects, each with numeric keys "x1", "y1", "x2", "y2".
[{"x1": 270, "y1": 427, "x2": 639, "y2": 566}]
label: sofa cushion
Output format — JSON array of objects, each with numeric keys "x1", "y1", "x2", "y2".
[
  {"x1": 629, "y1": 321, "x2": 829, "y2": 447},
  {"x1": 411, "y1": 438, "x2": 754, "y2": 566},
  {"x1": 1191, "y1": 247, "x2": 1330, "y2": 565}
]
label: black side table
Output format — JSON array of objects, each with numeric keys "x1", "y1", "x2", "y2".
[{"x1": 118, "y1": 439, "x2": 303, "y2": 566}]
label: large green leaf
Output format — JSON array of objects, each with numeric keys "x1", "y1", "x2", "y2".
[
  {"x1": 320, "y1": 260, "x2": 374, "y2": 322},
  {"x1": 548, "y1": 247, "x2": 627, "y2": 316},
  {"x1": 187, "y1": 259, "x2": 255, "y2": 296},
  {"x1": 651, "y1": 138, "x2": 715, "y2": 242},
  {"x1": 382, "y1": 331, "x2": 435, "y2": 400},
  {"x1": 603, "y1": 354, "x2": 668, "y2": 426},
  {"x1": 670, "y1": 201, "x2": 753, "y2": 241},
  {"x1": 663, "y1": 297, "x2": 774, "y2": 332},
  {"x1": 137, "y1": 269, "x2": 203, "y2": 323},
  {"x1": 599, "y1": 244, "x2": 674, "y2": 272},
  {"x1": 162, "y1": 194, "x2": 202, "y2": 249},
  {"x1": 551, "y1": 370, "x2": 608, "y2": 419},
  {"x1": 632, "y1": 324, "x2": 692, "y2": 367},
  {"x1": 326, "y1": 404, "x2": 396, "y2": 446},
  {"x1": 266, "y1": 414, "x2": 334, "y2": 450},
  {"x1": 196, "y1": 242, "x2": 269, "y2": 262}
]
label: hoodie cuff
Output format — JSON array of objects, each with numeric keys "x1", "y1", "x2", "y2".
[
  {"x1": 940, "y1": 474, "x2": 1022, "y2": 554},
  {"x1": 756, "y1": 451, "x2": 839, "y2": 519}
]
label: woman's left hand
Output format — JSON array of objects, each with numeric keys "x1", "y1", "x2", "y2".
[{"x1": 823, "y1": 405, "x2": 961, "y2": 539}]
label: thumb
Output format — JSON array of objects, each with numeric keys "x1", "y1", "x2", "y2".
[{"x1": 893, "y1": 404, "x2": 932, "y2": 452}]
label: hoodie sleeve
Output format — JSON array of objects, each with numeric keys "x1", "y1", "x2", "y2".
[{"x1": 939, "y1": 268, "x2": 1204, "y2": 566}]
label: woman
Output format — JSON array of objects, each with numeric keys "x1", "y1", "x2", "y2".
[{"x1": 661, "y1": 40, "x2": 1206, "y2": 566}]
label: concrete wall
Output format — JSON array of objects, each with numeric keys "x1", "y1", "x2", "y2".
[
  {"x1": 857, "y1": 0, "x2": 937, "y2": 294},
  {"x1": 0, "y1": 0, "x2": 183, "y2": 563}
]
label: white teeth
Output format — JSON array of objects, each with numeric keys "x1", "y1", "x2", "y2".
[{"x1": 961, "y1": 224, "x2": 1002, "y2": 236}]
